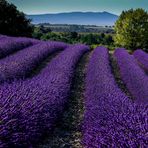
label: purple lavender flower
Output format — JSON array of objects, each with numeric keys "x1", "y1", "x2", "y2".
[
  {"x1": 0, "y1": 36, "x2": 40, "y2": 58},
  {"x1": 0, "y1": 44, "x2": 89, "y2": 147},
  {"x1": 82, "y1": 46, "x2": 148, "y2": 147},
  {"x1": 114, "y1": 48, "x2": 148, "y2": 103},
  {"x1": 0, "y1": 41, "x2": 68, "y2": 83},
  {"x1": 133, "y1": 49, "x2": 148, "y2": 73}
]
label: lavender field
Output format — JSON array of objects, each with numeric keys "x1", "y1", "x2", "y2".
[{"x1": 0, "y1": 35, "x2": 147, "y2": 148}]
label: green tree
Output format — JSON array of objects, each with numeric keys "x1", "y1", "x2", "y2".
[
  {"x1": 39, "y1": 25, "x2": 52, "y2": 34},
  {"x1": 81, "y1": 34, "x2": 98, "y2": 45},
  {"x1": 114, "y1": 8, "x2": 148, "y2": 50},
  {"x1": 32, "y1": 27, "x2": 43, "y2": 39},
  {"x1": 103, "y1": 35, "x2": 113, "y2": 45},
  {"x1": 0, "y1": 0, "x2": 33, "y2": 37},
  {"x1": 70, "y1": 32, "x2": 78, "y2": 39}
]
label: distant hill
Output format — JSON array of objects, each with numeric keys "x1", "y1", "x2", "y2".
[{"x1": 27, "y1": 11, "x2": 118, "y2": 26}]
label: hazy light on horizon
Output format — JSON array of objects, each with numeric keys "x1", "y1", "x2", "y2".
[{"x1": 7, "y1": 0, "x2": 148, "y2": 15}]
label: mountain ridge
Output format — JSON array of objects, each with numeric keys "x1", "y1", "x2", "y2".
[{"x1": 27, "y1": 11, "x2": 118, "y2": 26}]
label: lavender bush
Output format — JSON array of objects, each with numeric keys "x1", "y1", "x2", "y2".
[
  {"x1": 82, "y1": 46, "x2": 147, "y2": 147},
  {"x1": 0, "y1": 36, "x2": 39, "y2": 58},
  {"x1": 0, "y1": 41, "x2": 68, "y2": 83},
  {"x1": 133, "y1": 49, "x2": 148, "y2": 73},
  {"x1": 0, "y1": 44, "x2": 89, "y2": 147},
  {"x1": 114, "y1": 48, "x2": 148, "y2": 103},
  {"x1": 0, "y1": 35, "x2": 8, "y2": 40}
]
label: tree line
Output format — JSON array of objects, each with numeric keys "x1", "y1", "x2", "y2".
[
  {"x1": 33, "y1": 25, "x2": 114, "y2": 46},
  {"x1": 0, "y1": 0, "x2": 148, "y2": 51},
  {"x1": 36, "y1": 24, "x2": 114, "y2": 33}
]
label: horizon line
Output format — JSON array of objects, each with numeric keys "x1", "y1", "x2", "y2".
[{"x1": 26, "y1": 11, "x2": 119, "y2": 16}]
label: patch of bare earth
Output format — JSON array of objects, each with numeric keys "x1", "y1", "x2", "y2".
[
  {"x1": 38, "y1": 51, "x2": 91, "y2": 148},
  {"x1": 109, "y1": 54, "x2": 133, "y2": 99}
]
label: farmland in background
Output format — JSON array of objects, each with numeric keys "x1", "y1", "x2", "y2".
[{"x1": 33, "y1": 24, "x2": 115, "y2": 51}]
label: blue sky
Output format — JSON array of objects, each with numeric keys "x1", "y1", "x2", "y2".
[{"x1": 8, "y1": 0, "x2": 148, "y2": 15}]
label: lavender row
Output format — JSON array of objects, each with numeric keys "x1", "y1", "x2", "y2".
[
  {"x1": 133, "y1": 49, "x2": 148, "y2": 73},
  {"x1": 82, "y1": 47, "x2": 147, "y2": 147},
  {"x1": 0, "y1": 36, "x2": 40, "y2": 59},
  {"x1": 0, "y1": 35, "x2": 8, "y2": 40},
  {"x1": 114, "y1": 48, "x2": 148, "y2": 103},
  {"x1": 0, "y1": 44, "x2": 89, "y2": 147},
  {"x1": 0, "y1": 41, "x2": 68, "y2": 83}
]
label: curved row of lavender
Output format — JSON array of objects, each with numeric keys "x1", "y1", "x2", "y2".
[
  {"x1": 82, "y1": 47, "x2": 147, "y2": 147},
  {"x1": 0, "y1": 35, "x2": 8, "y2": 40},
  {"x1": 133, "y1": 49, "x2": 148, "y2": 73},
  {"x1": 0, "y1": 41, "x2": 68, "y2": 83},
  {"x1": 0, "y1": 36, "x2": 40, "y2": 59},
  {"x1": 0, "y1": 44, "x2": 89, "y2": 147},
  {"x1": 114, "y1": 48, "x2": 148, "y2": 103}
]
